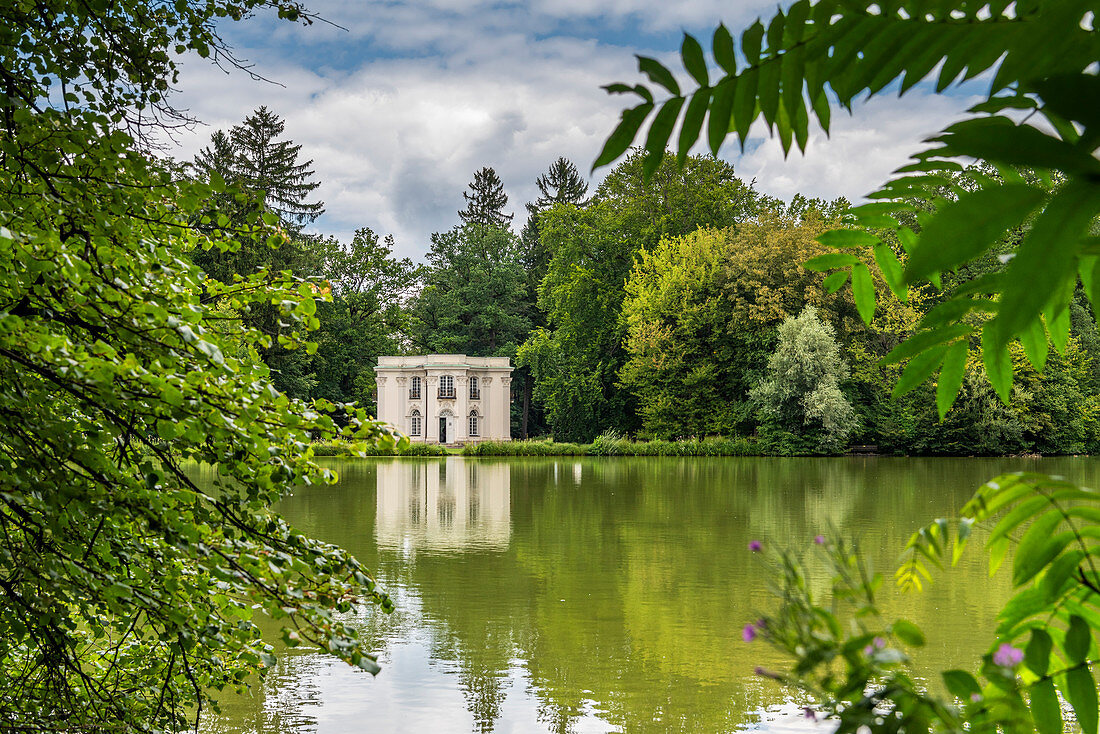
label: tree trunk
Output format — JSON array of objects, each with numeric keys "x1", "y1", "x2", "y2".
[{"x1": 522, "y1": 371, "x2": 532, "y2": 439}]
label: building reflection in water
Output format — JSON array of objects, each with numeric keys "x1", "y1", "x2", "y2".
[{"x1": 375, "y1": 458, "x2": 511, "y2": 552}]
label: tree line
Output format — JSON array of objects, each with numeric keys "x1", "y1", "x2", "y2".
[{"x1": 194, "y1": 108, "x2": 1100, "y2": 456}]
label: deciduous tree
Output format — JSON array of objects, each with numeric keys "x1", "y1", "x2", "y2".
[{"x1": 0, "y1": 1, "x2": 396, "y2": 729}]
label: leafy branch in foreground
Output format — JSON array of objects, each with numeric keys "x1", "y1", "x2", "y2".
[
  {"x1": 897, "y1": 472, "x2": 1100, "y2": 734},
  {"x1": 0, "y1": 0, "x2": 403, "y2": 730},
  {"x1": 599, "y1": 0, "x2": 1099, "y2": 416},
  {"x1": 749, "y1": 527, "x2": 1093, "y2": 734}
]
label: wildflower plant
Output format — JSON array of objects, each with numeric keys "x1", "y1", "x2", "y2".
[{"x1": 746, "y1": 531, "x2": 1054, "y2": 734}]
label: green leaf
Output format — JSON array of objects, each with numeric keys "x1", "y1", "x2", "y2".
[
  {"x1": 881, "y1": 324, "x2": 972, "y2": 366},
  {"x1": 997, "y1": 181, "x2": 1100, "y2": 343},
  {"x1": 593, "y1": 103, "x2": 653, "y2": 170},
  {"x1": 765, "y1": 9, "x2": 785, "y2": 54},
  {"x1": 1025, "y1": 628, "x2": 1053, "y2": 676},
  {"x1": 758, "y1": 58, "x2": 781, "y2": 127},
  {"x1": 732, "y1": 68, "x2": 759, "y2": 146},
  {"x1": 1012, "y1": 514, "x2": 1072, "y2": 587},
  {"x1": 1047, "y1": 304, "x2": 1070, "y2": 355},
  {"x1": 681, "y1": 34, "x2": 708, "y2": 87},
  {"x1": 742, "y1": 19, "x2": 764, "y2": 63},
  {"x1": 903, "y1": 184, "x2": 1046, "y2": 283},
  {"x1": 823, "y1": 270, "x2": 849, "y2": 293},
  {"x1": 934, "y1": 118, "x2": 1100, "y2": 176},
  {"x1": 1066, "y1": 614, "x2": 1091, "y2": 665},
  {"x1": 953, "y1": 518, "x2": 974, "y2": 566},
  {"x1": 1066, "y1": 666, "x2": 1099, "y2": 734},
  {"x1": 643, "y1": 97, "x2": 685, "y2": 177},
  {"x1": 1031, "y1": 677, "x2": 1063, "y2": 734},
  {"x1": 982, "y1": 324, "x2": 1012, "y2": 404},
  {"x1": 873, "y1": 244, "x2": 905, "y2": 299},
  {"x1": 892, "y1": 619, "x2": 925, "y2": 647},
  {"x1": 943, "y1": 669, "x2": 981, "y2": 699},
  {"x1": 851, "y1": 263, "x2": 875, "y2": 324},
  {"x1": 677, "y1": 88, "x2": 711, "y2": 164},
  {"x1": 636, "y1": 56, "x2": 680, "y2": 96},
  {"x1": 1019, "y1": 318, "x2": 1049, "y2": 372},
  {"x1": 936, "y1": 340, "x2": 968, "y2": 420},
  {"x1": 708, "y1": 80, "x2": 736, "y2": 155},
  {"x1": 804, "y1": 253, "x2": 861, "y2": 271},
  {"x1": 816, "y1": 229, "x2": 879, "y2": 249},
  {"x1": 712, "y1": 24, "x2": 737, "y2": 75},
  {"x1": 893, "y1": 345, "x2": 948, "y2": 399}
]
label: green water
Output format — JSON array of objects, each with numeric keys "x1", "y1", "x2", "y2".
[{"x1": 198, "y1": 456, "x2": 1100, "y2": 734}]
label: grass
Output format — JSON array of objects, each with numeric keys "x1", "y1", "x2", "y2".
[
  {"x1": 314, "y1": 432, "x2": 763, "y2": 458},
  {"x1": 462, "y1": 433, "x2": 760, "y2": 457}
]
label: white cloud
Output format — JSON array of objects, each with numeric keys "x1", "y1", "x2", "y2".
[
  {"x1": 167, "y1": 3, "x2": 985, "y2": 260},
  {"x1": 172, "y1": 32, "x2": 634, "y2": 257},
  {"x1": 731, "y1": 90, "x2": 983, "y2": 204}
]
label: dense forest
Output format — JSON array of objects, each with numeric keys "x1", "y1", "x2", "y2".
[{"x1": 192, "y1": 107, "x2": 1100, "y2": 456}]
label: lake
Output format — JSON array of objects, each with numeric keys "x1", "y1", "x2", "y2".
[{"x1": 198, "y1": 456, "x2": 1100, "y2": 734}]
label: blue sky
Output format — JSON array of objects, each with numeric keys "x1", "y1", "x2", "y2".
[{"x1": 170, "y1": 0, "x2": 983, "y2": 259}]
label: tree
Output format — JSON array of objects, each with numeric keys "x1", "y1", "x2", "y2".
[
  {"x1": 519, "y1": 152, "x2": 765, "y2": 442},
  {"x1": 306, "y1": 228, "x2": 421, "y2": 412},
  {"x1": 751, "y1": 307, "x2": 859, "y2": 453},
  {"x1": 602, "y1": 2, "x2": 1100, "y2": 732},
  {"x1": 619, "y1": 213, "x2": 857, "y2": 439},
  {"x1": 527, "y1": 157, "x2": 589, "y2": 217},
  {"x1": 410, "y1": 224, "x2": 531, "y2": 357},
  {"x1": 520, "y1": 156, "x2": 590, "y2": 280},
  {"x1": 190, "y1": 108, "x2": 329, "y2": 398},
  {"x1": 0, "y1": 1, "x2": 397, "y2": 730},
  {"x1": 195, "y1": 106, "x2": 324, "y2": 228},
  {"x1": 458, "y1": 167, "x2": 513, "y2": 227},
  {"x1": 516, "y1": 157, "x2": 590, "y2": 438}
]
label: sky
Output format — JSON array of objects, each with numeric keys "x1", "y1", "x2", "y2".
[{"x1": 168, "y1": 0, "x2": 984, "y2": 260}]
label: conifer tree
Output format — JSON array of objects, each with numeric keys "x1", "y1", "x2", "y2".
[
  {"x1": 194, "y1": 106, "x2": 324, "y2": 227},
  {"x1": 521, "y1": 156, "x2": 589, "y2": 273},
  {"x1": 531, "y1": 156, "x2": 589, "y2": 211},
  {"x1": 458, "y1": 166, "x2": 513, "y2": 227}
]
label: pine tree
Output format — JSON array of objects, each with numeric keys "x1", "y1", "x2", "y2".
[
  {"x1": 530, "y1": 156, "x2": 589, "y2": 211},
  {"x1": 458, "y1": 167, "x2": 513, "y2": 227},
  {"x1": 521, "y1": 158, "x2": 588, "y2": 267},
  {"x1": 193, "y1": 106, "x2": 324, "y2": 228},
  {"x1": 193, "y1": 129, "x2": 236, "y2": 185},
  {"x1": 229, "y1": 106, "x2": 324, "y2": 226}
]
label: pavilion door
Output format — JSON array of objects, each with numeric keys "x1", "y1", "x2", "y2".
[{"x1": 439, "y1": 417, "x2": 447, "y2": 444}]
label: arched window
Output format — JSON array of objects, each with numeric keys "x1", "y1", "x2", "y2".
[
  {"x1": 409, "y1": 409, "x2": 421, "y2": 436},
  {"x1": 469, "y1": 376, "x2": 480, "y2": 400},
  {"x1": 410, "y1": 376, "x2": 421, "y2": 400},
  {"x1": 468, "y1": 410, "x2": 479, "y2": 437},
  {"x1": 439, "y1": 375, "x2": 455, "y2": 398}
]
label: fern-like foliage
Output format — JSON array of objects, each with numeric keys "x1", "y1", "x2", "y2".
[
  {"x1": 900, "y1": 472, "x2": 1100, "y2": 734},
  {"x1": 599, "y1": 0, "x2": 1099, "y2": 415}
]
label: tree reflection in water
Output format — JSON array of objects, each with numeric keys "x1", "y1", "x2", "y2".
[{"x1": 200, "y1": 456, "x2": 1100, "y2": 734}]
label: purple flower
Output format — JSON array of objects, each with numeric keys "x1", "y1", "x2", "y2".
[
  {"x1": 970, "y1": 693, "x2": 983, "y2": 703},
  {"x1": 743, "y1": 623, "x2": 757, "y2": 642},
  {"x1": 993, "y1": 643, "x2": 1024, "y2": 668},
  {"x1": 863, "y1": 645, "x2": 874, "y2": 656},
  {"x1": 814, "y1": 535, "x2": 826, "y2": 545},
  {"x1": 748, "y1": 540, "x2": 763, "y2": 552},
  {"x1": 753, "y1": 666, "x2": 782, "y2": 680},
  {"x1": 803, "y1": 707, "x2": 817, "y2": 721},
  {"x1": 874, "y1": 637, "x2": 886, "y2": 649}
]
